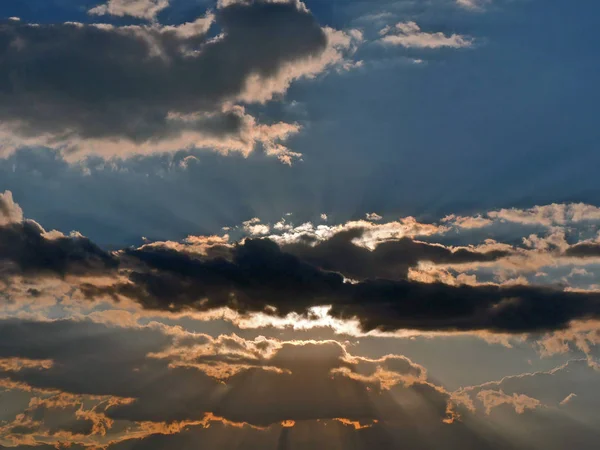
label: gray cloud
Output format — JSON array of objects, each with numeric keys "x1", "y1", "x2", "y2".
[
  {"x1": 282, "y1": 228, "x2": 510, "y2": 281},
  {"x1": 0, "y1": 1, "x2": 356, "y2": 162},
  {"x1": 3, "y1": 192, "x2": 600, "y2": 335},
  {"x1": 78, "y1": 238, "x2": 600, "y2": 334},
  {"x1": 0, "y1": 219, "x2": 117, "y2": 278}
]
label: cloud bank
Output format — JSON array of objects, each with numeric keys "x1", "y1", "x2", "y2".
[{"x1": 3, "y1": 191, "x2": 600, "y2": 335}]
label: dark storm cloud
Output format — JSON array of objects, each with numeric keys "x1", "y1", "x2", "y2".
[
  {"x1": 0, "y1": 219, "x2": 117, "y2": 277},
  {"x1": 0, "y1": 0, "x2": 327, "y2": 147},
  {"x1": 79, "y1": 238, "x2": 600, "y2": 334},
  {"x1": 282, "y1": 228, "x2": 510, "y2": 280}
]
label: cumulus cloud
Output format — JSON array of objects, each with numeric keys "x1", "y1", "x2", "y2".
[
  {"x1": 379, "y1": 22, "x2": 473, "y2": 49},
  {"x1": 89, "y1": 0, "x2": 170, "y2": 20},
  {"x1": 242, "y1": 218, "x2": 271, "y2": 236},
  {"x1": 0, "y1": 190, "x2": 23, "y2": 225},
  {"x1": 0, "y1": 1, "x2": 360, "y2": 163},
  {"x1": 268, "y1": 215, "x2": 445, "y2": 249}
]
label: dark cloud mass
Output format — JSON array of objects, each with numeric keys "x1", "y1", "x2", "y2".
[
  {"x1": 565, "y1": 242, "x2": 600, "y2": 258},
  {"x1": 78, "y1": 238, "x2": 600, "y2": 334},
  {"x1": 0, "y1": 219, "x2": 117, "y2": 277},
  {"x1": 283, "y1": 228, "x2": 510, "y2": 281},
  {"x1": 0, "y1": 0, "x2": 327, "y2": 151},
  {"x1": 2, "y1": 191, "x2": 600, "y2": 334}
]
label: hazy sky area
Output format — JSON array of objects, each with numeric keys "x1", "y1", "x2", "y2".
[{"x1": 0, "y1": 1, "x2": 599, "y2": 449}]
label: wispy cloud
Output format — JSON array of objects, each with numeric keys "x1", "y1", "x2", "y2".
[
  {"x1": 456, "y1": 0, "x2": 491, "y2": 11},
  {"x1": 379, "y1": 21, "x2": 474, "y2": 49}
]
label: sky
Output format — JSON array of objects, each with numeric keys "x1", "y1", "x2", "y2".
[{"x1": 0, "y1": 0, "x2": 599, "y2": 449}]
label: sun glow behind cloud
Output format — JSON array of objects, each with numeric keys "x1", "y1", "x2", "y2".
[{"x1": 1, "y1": 0, "x2": 600, "y2": 448}]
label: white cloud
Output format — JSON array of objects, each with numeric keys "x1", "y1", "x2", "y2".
[
  {"x1": 89, "y1": 0, "x2": 170, "y2": 20},
  {"x1": 379, "y1": 21, "x2": 473, "y2": 49},
  {"x1": 268, "y1": 216, "x2": 445, "y2": 249},
  {"x1": 243, "y1": 218, "x2": 271, "y2": 236}
]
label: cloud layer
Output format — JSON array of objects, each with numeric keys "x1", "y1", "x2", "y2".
[{"x1": 0, "y1": 318, "x2": 597, "y2": 449}]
